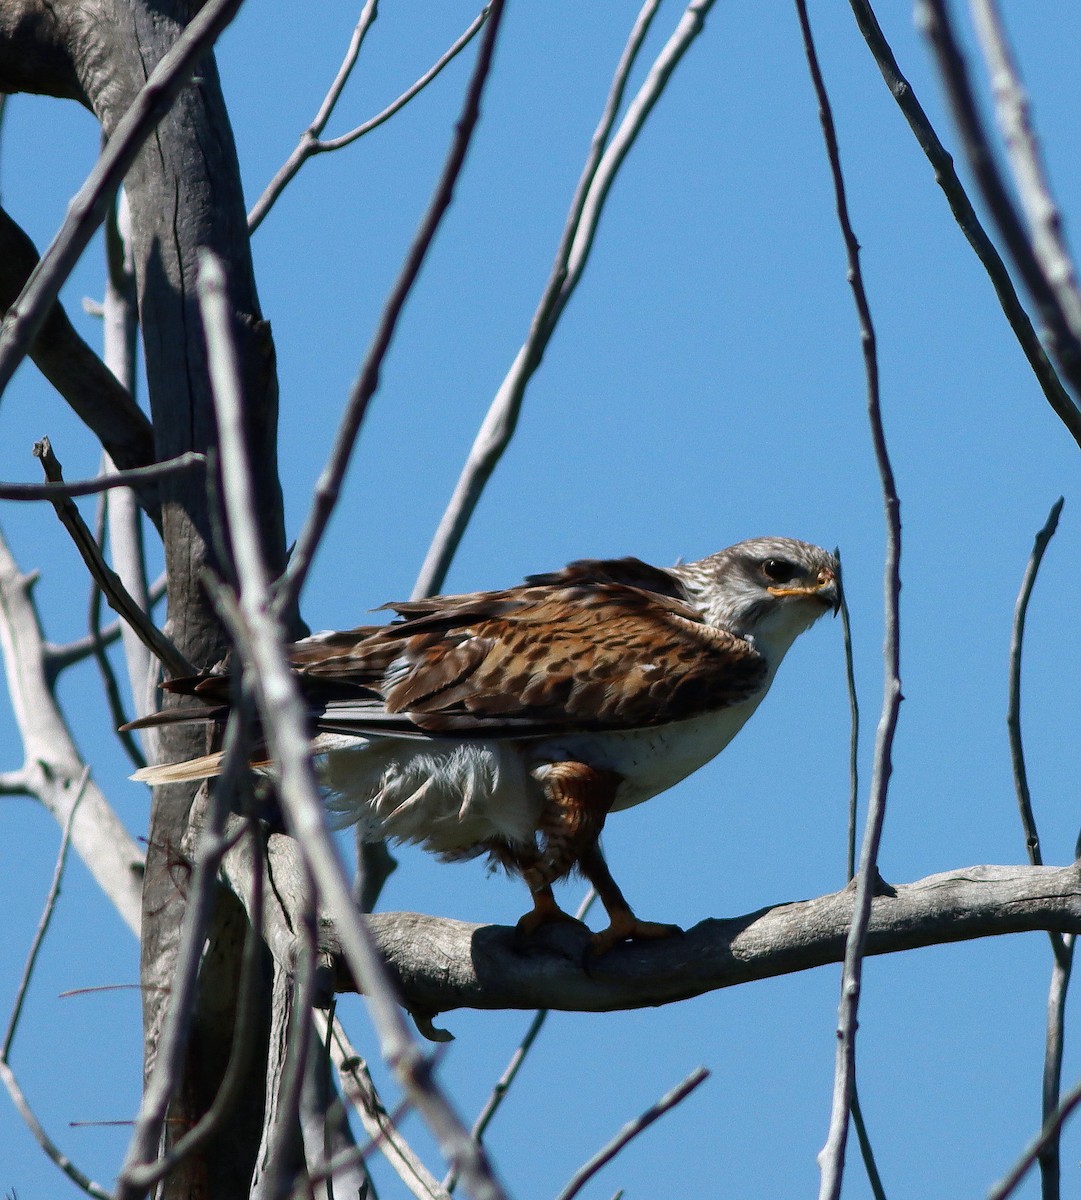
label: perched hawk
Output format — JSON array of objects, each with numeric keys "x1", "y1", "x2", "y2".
[{"x1": 132, "y1": 536, "x2": 838, "y2": 953}]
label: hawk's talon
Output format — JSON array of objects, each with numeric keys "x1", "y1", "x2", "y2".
[
  {"x1": 589, "y1": 917, "x2": 683, "y2": 957},
  {"x1": 516, "y1": 887, "x2": 585, "y2": 937}
]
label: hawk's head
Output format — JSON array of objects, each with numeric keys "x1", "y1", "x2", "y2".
[{"x1": 674, "y1": 536, "x2": 840, "y2": 660}]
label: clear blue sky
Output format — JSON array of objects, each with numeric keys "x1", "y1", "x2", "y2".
[{"x1": 2, "y1": 2, "x2": 1080, "y2": 1197}]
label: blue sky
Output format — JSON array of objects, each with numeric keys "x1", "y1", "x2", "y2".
[{"x1": 2, "y1": 2, "x2": 1081, "y2": 1197}]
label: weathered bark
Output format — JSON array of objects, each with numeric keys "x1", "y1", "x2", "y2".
[{"x1": 0, "y1": 2, "x2": 292, "y2": 1193}]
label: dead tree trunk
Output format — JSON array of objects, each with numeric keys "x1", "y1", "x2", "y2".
[{"x1": 0, "y1": 2, "x2": 293, "y2": 1193}]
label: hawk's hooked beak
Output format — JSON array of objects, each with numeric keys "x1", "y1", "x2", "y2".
[{"x1": 768, "y1": 568, "x2": 841, "y2": 615}]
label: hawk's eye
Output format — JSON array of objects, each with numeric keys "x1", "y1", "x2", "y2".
[{"x1": 762, "y1": 557, "x2": 797, "y2": 584}]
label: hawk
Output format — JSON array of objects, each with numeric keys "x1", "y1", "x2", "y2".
[{"x1": 132, "y1": 536, "x2": 838, "y2": 953}]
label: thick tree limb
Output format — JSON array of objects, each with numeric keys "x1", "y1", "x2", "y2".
[
  {"x1": 0, "y1": 206, "x2": 157, "y2": 507},
  {"x1": 339, "y1": 864, "x2": 1081, "y2": 1018},
  {"x1": 220, "y1": 834, "x2": 1081, "y2": 1021}
]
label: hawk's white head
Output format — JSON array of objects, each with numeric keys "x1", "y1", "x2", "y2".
[{"x1": 672, "y1": 536, "x2": 839, "y2": 665}]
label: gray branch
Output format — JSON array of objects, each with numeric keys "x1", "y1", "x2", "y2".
[
  {"x1": 0, "y1": 524, "x2": 144, "y2": 933},
  {"x1": 0, "y1": 205, "x2": 158, "y2": 511},
  {"x1": 222, "y1": 846, "x2": 1081, "y2": 1020}
]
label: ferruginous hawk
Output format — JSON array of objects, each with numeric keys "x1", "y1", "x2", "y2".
[{"x1": 131, "y1": 536, "x2": 838, "y2": 953}]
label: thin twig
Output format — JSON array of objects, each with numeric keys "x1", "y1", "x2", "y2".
[
  {"x1": 0, "y1": 772, "x2": 110, "y2": 1200},
  {"x1": 199, "y1": 248, "x2": 507, "y2": 1200},
  {"x1": 415, "y1": 0, "x2": 707, "y2": 599},
  {"x1": 261, "y1": 904, "x2": 319, "y2": 1199},
  {"x1": 970, "y1": 0, "x2": 1081, "y2": 339},
  {"x1": 836, "y1": 548, "x2": 860, "y2": 883},
  {"x1": 319, "y1": 1014, "x2": 451, "y2": 1200},
  {"x1": 846, "y1": 0, "x2": 1080, "y2": 444},
  {"x1": 1007, "y1": 497, "x2": 1063, "y2": 868},
  {"x1": 33, "y1": 438, "x2": 194, "y2": 679},
  {"x1": 0, "y1": 451, "x2": 205, "y2": 501},
  {"x1": 247, "y1": 0, "x2": 378, "y2": 234},
  {"x1": 321, "y1": 9, "x2": 489, "y2": 153},
  {"x1": 45, "y1": 573, "x2": 167, "y2": 675},
  {"x1": 88, "y1": 489, "x2": 146, "y2": 771},
  {"x1": 0, "y1": 0, "x2": 247, "y2": 399},
  {"x1": 1006, "y1": 496, "x2": 1070, "y2": 1200},
  {"x1": 794, "y1": 5, "x2": 900, "y2": 1198},
  {"x1": 851, "y1": 1085, "x2": 888, "y2": 1200},
  {"x1": 917, "y1": 0, "x2": 1081, "y2": 409},
  {"x1": 552, "y1": 1066, "x2": 709, "y2": 1200},
  {"x1": 249, "y1": 6, "x2": 490, "y2": 233},
  {"x1": 988, "y1": 1076, "x2": 1081, "y2": 1200},
  {"x1": 1039, "y1": 937, "x2": 1076, "y2": 1200},
  {"x1": 277, "y1": 0, "x2": 508, "y2": 612},
  {"x1": 2, "y1": 769, "x2": 89, "y2": 1060},
  {"x1": 444, "y1": 889, "x2": 598, "y2": 1194}
]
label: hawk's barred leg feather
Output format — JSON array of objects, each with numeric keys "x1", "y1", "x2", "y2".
[
  {"x1": 528, "y1": 761, "x2": 620, "y2": 887},
  {"x1": 513, "y1": 761, "x2": 620, "y2": 936},
  {"x1": 578, "y1": 844, "x2": 682, "y2": 956}
]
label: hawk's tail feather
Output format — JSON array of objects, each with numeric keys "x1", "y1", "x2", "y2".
[
  {"x1": 131, "y1": 752, "x2": 227, "y2": 786},
  {"x1": 120, "y1": 703, "x2": 228, "y2": 732}
]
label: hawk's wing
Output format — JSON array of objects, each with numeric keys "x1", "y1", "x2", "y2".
[{"x1": 286, "y1": 560, "x2": 767, "y2": 738}]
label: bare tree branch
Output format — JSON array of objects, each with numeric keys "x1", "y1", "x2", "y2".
[
  {"x1": 970, "y1": 0, "x2": 1081, "y2": 338},
  {"x1": 343, "y1": 864, "x2": 1081, "y2": 1018},
  {"x1": 0, "y1": 205, "x2": 158, "y2": 501},
  {"x1": 846, "y1": 0, "x2": 1081, "y2": 446},
  {"x1": 1006, "y1": 495, "x2": 1071, "y2": 1200},
  {"x1": 917, "y1": 0, "x2": 1081, "y2": 407},
  {"x1": 246, "y1": 0, "x2": 378, "y2": 234},
  {"x1": 553, "y1": 1066, "x2": 709, "y2": 1200},
  {"x1": 792, "y1": 6, "x2": 899, "y2": 1196},
  {"x1": 248, "y1": 5, "x2": 490, "y2": 233},
  {"x1": 0, "y1": 524, "x2": 144, "y2": 932},
  {"x1": 200, "y1": 248, "x2": 507, "y2": 1200},
  {"x1": 850, "y1": 1092, "x2": 889, "y2": 1200},
  {"x1": 1008, "y1": 497, "x2": 1063, "y2": 868},
  {"x1": 0, "y1": 0, "x2": 247, "y2": 400},
  {"x1": 0, "y1": 772, "x2": 113, "y2": 1200},
  {"x1": 1040, "y1": 940, "x2": 1076, "y2": 1200},
  {"x1": 416, "y1": 0, "x2": 716, "y2": 599},
  {"x1": 278, "y1": 0, "x2": 508, "y2": 612},
  {"x1": 33, "y1": 438, "x2": 195, "y2": 679},
  {"x1": 0, "y1": 451, "x2": 206, "y2": 502},
  {"x1": 989, "y1": 1075, "x2": 1081, "y2": 1200}
]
